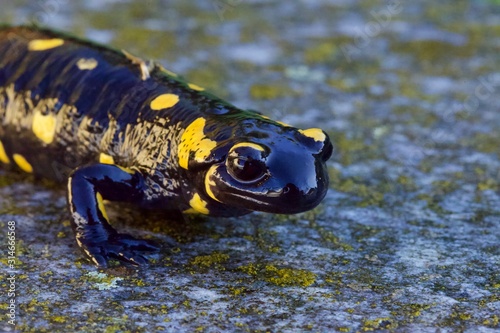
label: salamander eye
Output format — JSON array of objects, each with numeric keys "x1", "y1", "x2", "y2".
[{"x1": 226, "y1": 143, "x2": 268, "y2": 183}]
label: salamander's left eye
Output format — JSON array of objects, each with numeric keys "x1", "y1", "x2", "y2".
[{"x1": 226, "y1": 143, "x2": 268, "y2": 184}]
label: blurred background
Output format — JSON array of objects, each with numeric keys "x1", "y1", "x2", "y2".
[{"x1": 0, "y1": 1, "x2": 499, "y2": 332}]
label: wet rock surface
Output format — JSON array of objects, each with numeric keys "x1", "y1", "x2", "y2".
[{"x1": 1, "y1": 1, "x2": 499, "y2": 332}]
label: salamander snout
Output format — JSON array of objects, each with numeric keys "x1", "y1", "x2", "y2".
[{"x1": 204, "y1": 128, "x2": 332, "y2": 214}]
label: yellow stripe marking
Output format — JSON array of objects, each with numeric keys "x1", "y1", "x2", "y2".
[
  {"x1": 76, "y1": 58, "x2": 98, "y2": 70},
  {"x1": 188, "y1": 83, "x2": 205, "y2": 91},
  {"x1": 13, "y1": 154, "x2": 33, "y2": 173},
  {"x1": 299, "y1": 128, "x2": 326, "y2": 142},
  {"x1": 99, "y1": 153, "x2": 115, "y2": 165},
  {"x1": 150, "y1": 93, "x2": 180, "y2": 110},
  {"x1": 0, "y1": 140, "x2": 10, "y2": 164},
  {"x1": 28, "y1": 38, "x2": 64, "y2": 51},
  {"x1": 231, "y1": 142, "x2": 265, "y2": 152},
  {"x1": 178, "y1": 117, "x2": 217, "y2": 170},
  {"x1": 205, "y1": 166, "x2": 221, "y2": 202},
  {"x1": 189, "y1": 193, "x2": 209, "y2": 214},
  {"x1": 96, "y1": 192, "x2": 109, "y2": 221},
  {"x1": 32, "y1": 111, "x2": 57, "y2": 144}
]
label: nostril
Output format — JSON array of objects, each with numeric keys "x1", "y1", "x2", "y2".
[{"x1": 283, "y1": 185, "x2": 290, "y2": 194}]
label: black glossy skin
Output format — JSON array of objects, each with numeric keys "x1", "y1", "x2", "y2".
[{"x1": 0, "y1": 26, "x2": 332, "y2": 267}]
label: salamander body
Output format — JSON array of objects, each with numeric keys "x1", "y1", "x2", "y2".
[{"x1": 0, "y1": 26, "x2": 332, "y2": 267}]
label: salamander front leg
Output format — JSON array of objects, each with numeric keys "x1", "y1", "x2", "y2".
[{"x1": 67, "y1": 164, "x2": 159, "y2": 267}]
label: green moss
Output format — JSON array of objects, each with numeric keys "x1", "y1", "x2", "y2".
[
  {"x1": 396, "y1": 175, "x2": 417, "y2": 192},
  {"x1": 392, "y1": 104, "x2": 438, "y2": 126},
  {"x1": 112, "y1": 27, "x2": 179, "y2": 60},
  {"x1": 185, "y1": 65, "x2": 228, "y2": 97},
  {"x1": 470, "y1": 132, "x2": 500, "y2": 155},
  {"x1": 415, "y1": 194, "x2": 451, "y2": 215},
  {"x1": 390, "y1": 39, "x2": 475, "y2": 63},
  {"x1": 310, "y1": 222, "x2": 354, "y2": 251},
  {"x1": 477, "y1": 178, "x2": 498, "y2": 191},
  {"x1": 304, "y1": 41, "x2": 338, "y2": 63},
  {"x1": 431, "y1": 180, "x2": 459, "y2": 195},
  {"x1": 249, "y1": 83, "x2": 296, "y2": 100},
  {"x1": 330, "y1": 161, "x2": 404, "y2": 208},
  {"x1": 330, "y1": 132, "x2": 374, "y2": 166}
]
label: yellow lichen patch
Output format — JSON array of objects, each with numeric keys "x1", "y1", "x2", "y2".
[
  {"x1": 99, "y1": 153, "x2": 115, "y2": 165},
  {"x1": 76, "y1": 58, "x2": 98, "y2": 70},
  {"x1": 299, "y1": 128, "x2": 326, "y2": 142},
  {"x1": 0, "y1": 140, "x2": 10, "y2": 164},
  {"x1": 150, "y1": 93, "x2": 180, "y2": 110},
  {"x1": 231, "y1": 142, "x2": 265, "y2": 152},
  {"x1": 13, "y1": 154, "x2": 33, "y2": 173},
  {"x1": 96, "y1": 192, "x2": 109, "y2": 221},
  {"x1": 191, "y1": 252, "x2": 229, "y2": 268},
  {"x1": 189, "y1": 193, "x2": 209, "y2": 214},
  {"x1": 28, "y1": 38, "x2": 64, "y2": 51},
  {"x1": 188, "y1": 83, "x2": 205, "y2": 91},
  {"x1": 265, "y1": 265, "x2": 316, "y2": 287},
  {"x1": 32, "y1": 111, "x2": 57, "y2": 144},
  {"x1": 178, "y1": 117, "x2": 217, "y2": 170}
]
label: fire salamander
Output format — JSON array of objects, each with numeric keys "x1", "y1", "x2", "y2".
[{"x1": 0, "y1": 26, "x2": 333, "y2": 267}]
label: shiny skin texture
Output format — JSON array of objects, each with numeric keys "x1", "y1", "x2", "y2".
[{"x1": 0, "y1": 26, "x2": 332, "y2": 267}]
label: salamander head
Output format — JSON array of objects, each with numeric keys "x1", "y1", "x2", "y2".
[{"x1": 202, "y1": 119, "x2": 333, "y2": 214}]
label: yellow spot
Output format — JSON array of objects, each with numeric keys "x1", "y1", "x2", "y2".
[
  {"x1": 178, "y1": 117, "x2": 217, "y2": 170},
  {"x1": 99, "y1": 153, "x2": 115, "y2": 165},
  {"x1": 188, "y1": 83, "x2": 205, "y2": 91},
  {"x1": 32, "y1": 111, "x2": 57, "y2": 144},
  {"x1": 231, "y1": 142, "x2": 265, "y2": 152},
  {"x1": 28, "y1": 38, "x2": 64, "y2": 51},
  {"x1": 150, "y1": 94, "x2": 180, "y2": 110},
  {"x1": 189, "y1": 193, "x2": 209, "y2": 214},
  {"x1": 0, "y1": 140, "x2": 10, "y2": 164},
  {"x1": 76, "y1": 58, "x2": 98, "y2": 70},
  {"x1": 205, "y1": 165, "x2": 221, "y2": 202},
  {"x1": 13, "y1": 154, "x2": 33, "y2": 173},
  {"x1": 299, "y1": 128, "x2": 326, "y2": 142},
  {"x1": 96, "y1": 192, "x2": 109, "y2": 221}
]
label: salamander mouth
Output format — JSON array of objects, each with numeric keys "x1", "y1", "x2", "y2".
[{"x1": 206, "y1": 164, "x2": 329, "y2": 214}]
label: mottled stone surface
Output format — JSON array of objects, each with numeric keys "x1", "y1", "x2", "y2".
[{"x1": 0, "y1": 1, "x2": 499, "y2": 332}]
